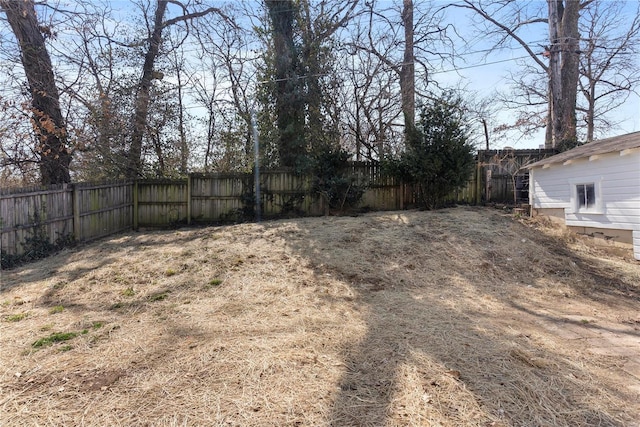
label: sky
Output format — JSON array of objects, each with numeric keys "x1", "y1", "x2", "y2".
[
  {"x1": 2, "y1": 0, "x2": 638, "y2": 153},
  {"x1": 434, "y1": 0, "x2": 640, "y2": 149}
]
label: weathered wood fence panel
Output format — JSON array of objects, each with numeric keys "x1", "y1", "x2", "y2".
[
  {"x1": 486, "y1": 175, "x2": 512, "y2": 203},
  {"x1": 136, "y1": 180, "x2": 188, "y2": 227},
  {"x1": 350, "y1": 162, "x2": 404, "y2": 210},
  {"x1": 1, "y1": 185, "x2": 74, "y2": 257},
  {"x1": 191, "y1": 173, "x2": 246, "y2": 222},
  {"x1": 261, "y1": 170, "x2": 325, "y2": 216},
  {"x1": 477, "y1": 148, "x2": 556, "y2": 204},
  {"x1": 360, "y1": 184, "x2": 403, "y2": 210},
  {"x1": 446, "y1": 171, "x2": 477, "y2": 205},
  {"x1": 75, "y1": 181, "x2": 133, "y2": 241}
]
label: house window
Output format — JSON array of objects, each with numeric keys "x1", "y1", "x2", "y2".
[{"x1": 576, "y1": 183, "x2": 596, "y2": 210}]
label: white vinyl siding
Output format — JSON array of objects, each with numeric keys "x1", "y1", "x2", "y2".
[
  {"x1": 529, "y1": 167, "x2": 572, "y2": 209},
  {"x1": 530, "y1": 150, "x2": 640, "y2": 232}
]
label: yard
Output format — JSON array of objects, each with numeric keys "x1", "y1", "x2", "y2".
[{"x1": 1, "y1": 206, "x2": 639, "y2": 426}]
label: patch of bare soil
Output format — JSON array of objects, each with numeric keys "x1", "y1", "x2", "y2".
[{"x1": 1, "y1": 206, "x2": 639, "y2": 426}]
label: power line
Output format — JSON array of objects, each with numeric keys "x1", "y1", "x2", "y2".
[{"x1": 431, "y1": 54, "x2": 534, "y2": 75}]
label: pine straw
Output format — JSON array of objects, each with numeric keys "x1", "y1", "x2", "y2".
[{"x1": 1, "y1": 206, "x2": 639, "y2": 426}]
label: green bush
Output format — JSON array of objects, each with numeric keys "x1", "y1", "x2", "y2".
[
  {"x1": 387, "y1": 94, "x2": 475, "y2": 209},
  {"x1": 309, "y1": 146, "x2": 367, "y2": 212}
]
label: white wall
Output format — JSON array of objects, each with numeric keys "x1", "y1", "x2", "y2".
[{"x1": 530, "y1": 149, "x2": 640, "y2": 232}]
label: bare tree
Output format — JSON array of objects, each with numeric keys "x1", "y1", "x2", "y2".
[
  {"x1": 126, "y1": 0, "x2": 233, "y2": 178},
  {"x1": 348, "y1": 0, "x2": 452, "y2": 153},
  {"x1": 455, "y1": 0, "x2": 557, "y2": 147},
  {"x1": 54, "y1": 2, "x2": 136, "y2": 180},
  {"x1": 192, "y1": 5, "x2": 259, "y2": 171},
  {"x1": 401, "y1": 0, "x2": 415, "y2": 129},
  {"x1": 0, "y1": 0, "x2": 71, "y2": 184},
  {"x1": 355, "y1": 0, "x2": 417, "y2": 136},
  {"x1": 165, "y1": 39, "x2": 190, "y2": 175},
  {"x1": 339, "y1": 44, "x2": 402, "y2": 160},
  {"x1": 458, "y1": 0, "x2": 638, "y2": 148},
  {"x1": 578, "y1": 1, "x2": 640, "y2": 142},
  {"x1": 0, "y1": 99, "x2": 41, "y2": 184},
  {"x1": 548, "y1": 0, "x2": 585, "y2": 149}
]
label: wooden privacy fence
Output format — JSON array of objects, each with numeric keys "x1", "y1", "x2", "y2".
[
  {"x1": 0, "y1": 181, "x2": 133, "y2": 260},
  {"x1": 477, "y1": 148, "x2": 558, "y2": 205},
  {"x1": 1, "y1": 164, "x2": 478, "y2": 260}
]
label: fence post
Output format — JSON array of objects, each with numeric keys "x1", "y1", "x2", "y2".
[
  {"x1": 133, "y1": 181, "x2": 139, "y2": 231},
  {"x1": 475, "y1": 163, "x2": 482, "y2": 205},
  {"x1": 73, "y1": 184, "x2": 81, "y2": 241},
  {"x1": 187, "y1": 174, "x2": 192, "y2": 225}
]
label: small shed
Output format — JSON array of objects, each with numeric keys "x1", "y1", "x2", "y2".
[{"x1": 527, "y1": 132, "x2": 640, "y2": 260}]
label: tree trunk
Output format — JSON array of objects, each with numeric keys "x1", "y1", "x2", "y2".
[
  {"x1": 300, "y1": 1, "x2": 323, "y2": 147},
  {"x1": 545, "y1": 107, "x2": 553, "y2": 148},
  {"x1": 558, "y1": 0, "x2": 580, "y2": 145},
  {"x1": 545, "y1": 75, "x2": 554, "y2": 149},
  {"x1": 401, "y1": 0, "x2": 416, "y2": 132},
  {"x1": 354, "y1": 86, "x2": 363, "y2": 161},
  {"x1": 548, "y1": 0, "x2": 580, "y2": 149},
  {"x1": 1, "y1": 0, "x2": 71, "y2": 184},
  {"x1": 127, "y1": 0, "x2": 168, "y2": 179},
  {"x1": 586, "y1": 82, "x2": 595, "y2": 142},
  {"x1": 547, "y1": 0, "x2": 563, "y2": 148},
  {"x1": 265, "y1": 0, "x2": 305, "y2": 168}
]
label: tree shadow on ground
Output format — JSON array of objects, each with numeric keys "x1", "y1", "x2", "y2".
[
  {"x1": 535, "y1": 239, "x2": 640, "y2": 305},
  {"x1": 2, "y1": 207, "x2": 638, "y2": 425},
  {"x1": 273, "y1": 207, "x2": 638, "y2": 426}
]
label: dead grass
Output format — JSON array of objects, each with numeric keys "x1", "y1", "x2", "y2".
[{"x1": 1, "y1": 206, "x2": 639, "y2": 426}]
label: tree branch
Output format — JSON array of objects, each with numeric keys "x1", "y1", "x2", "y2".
[{"x1": 453, "y1": 1, "x2": 548, "y2": 72}]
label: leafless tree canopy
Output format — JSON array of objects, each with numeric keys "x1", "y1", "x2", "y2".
[{"x1": 0, "y1": 0, "x2": 638, "y2": 184}]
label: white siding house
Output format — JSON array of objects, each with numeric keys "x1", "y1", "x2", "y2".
[{"x1": 527, "y1": 132, "x2": 640, "y2": 260}]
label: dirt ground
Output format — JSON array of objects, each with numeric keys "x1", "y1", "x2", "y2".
[{"x1": 1, "y1": 206, "x2": 639, "y2": 426}]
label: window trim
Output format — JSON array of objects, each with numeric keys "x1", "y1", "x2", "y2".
[{"x1": 568, "y1": 177, "x2": 603, "y2": 214}]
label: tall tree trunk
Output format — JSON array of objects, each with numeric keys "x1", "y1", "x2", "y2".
[
  {"x1": 1, "y1": 0, "x2": 71, "y2": 184},
  {"x1": 265, "y1": 0, "x2": 305, "y2": 168},
  {"x1": 548, "y1": 0, "x2": 580, "y2": 149},
  {"x1": 559, "y1": 0, "x2": 580, "y2": 145},
  {"x1": 401, "y1": 0, "x2": 415, "y2": 133},
  {"x1": 127, "y1": 0, "x2": 168, "y2": 179},
  {"x1": 300, "y1": 0, "x2": 323, "y2": 148},
  {"x1": 548, "y1": 0, "x2": 563, "y2": 149},
  {"x1": 586, "y1": 82, "x2": 595, "y2": 142},
  {"x1": 545, "y1": 96, "x2": 553, "y2": 148}
]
